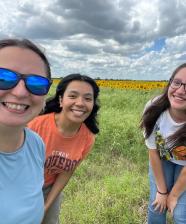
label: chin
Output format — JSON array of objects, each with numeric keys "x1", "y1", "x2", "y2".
[
  {"x1": 173, "y1": 106, "x2": 186, "y2": 112},
  {"x1": 70, "y1": 117, "x2": 84, "y2": 124}
]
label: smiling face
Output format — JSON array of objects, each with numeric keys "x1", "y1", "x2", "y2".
[
  {"x1": 168, "y1": 67, "x2": 186, "y2": 120},
  {"x1": 0, "y1": 46, "x2": 47, "y2": 127},
  {"x1": 59, "y1": 80, "x2": 94, "y2": 125}
]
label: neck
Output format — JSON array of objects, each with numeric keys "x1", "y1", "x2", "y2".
[
  {"x1": 55, "y1": 113, "x2": 81, "y2": 137},
  {"x1": 169, "y1": 108, "x2": 186, "y2": 123},
  {"x1": 0, "y1": 126, "x2": 24, "y2": 153}
]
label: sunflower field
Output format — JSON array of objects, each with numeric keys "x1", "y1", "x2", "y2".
[{"x1": 52, "y1": 78, "x2": 167, "y2": 90}]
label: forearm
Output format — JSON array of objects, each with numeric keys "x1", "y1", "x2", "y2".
[
  {"x1": 149, "y1": 149, "x2": 167, "y2": 193},
  {"x1": 170, "y1": 166, "x2": 186, "y2": 198},
  {"x1": 45, "y1": 171, "x2": 73, "y2": 212}
]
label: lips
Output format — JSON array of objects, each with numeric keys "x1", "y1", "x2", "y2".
[{"x1": 173, "y1": 95, "x2": 186, "y2": 101}]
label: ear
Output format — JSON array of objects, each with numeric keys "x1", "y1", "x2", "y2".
[{"x1": 59, "y1": 96, "x2": 63, "y2": 108}]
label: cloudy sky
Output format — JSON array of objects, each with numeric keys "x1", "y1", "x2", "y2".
[{"x1": 1, "y1": 0, "x2": 186, "y2": 80}]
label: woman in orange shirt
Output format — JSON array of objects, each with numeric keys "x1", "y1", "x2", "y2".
[{"x1": 28, "y1": 73, "x2": 100, "y2": 224}]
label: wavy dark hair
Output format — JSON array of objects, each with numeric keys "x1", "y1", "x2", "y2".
[
  {"x1": 0, "y1": 38, "x2": 51, "y2": 79},
  {"x1": 43, "y1": 73, "x2": 100, "y2": 134},
  {"x1": 140, "y1": 63, "x2": 186, "y2": 148}
]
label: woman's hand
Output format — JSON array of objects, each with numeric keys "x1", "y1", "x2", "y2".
[
  {"x1": 149, "y1": 149, "x2": 168, "y2": 213},
  {"x1": 152, "y1": 192, "x2": 168, "y2": 213},
  {"x1": 166, "y1": 166, "x2": 186, "y2": 215},
  {"x1": 167, "y1": 194, "x2": 178, "y2": 215}
]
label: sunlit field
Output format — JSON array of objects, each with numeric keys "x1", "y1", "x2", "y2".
[{"x1": 48, "y1": 82, "x2": 173, "y2": 224}]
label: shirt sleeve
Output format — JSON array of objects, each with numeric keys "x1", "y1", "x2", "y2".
[
  {"x1": 143, "y1": 96, "x2": 161, "y2": 150},
  {"x1": 27, "y1": 119, "x2": 38, "y2": 132},
  {"x1": 81, "y1": 133, "x2": 95, "y2": 159},
  {"x1": 145, "y1": 129, "x2": 157, "y2": 150}
]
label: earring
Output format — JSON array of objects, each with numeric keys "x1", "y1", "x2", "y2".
[
  {"x1": 43, "y1": 101, "x2": 46, "y2": 110},
  {"x1": 59, "y1": 96, "x2": 62, "y2": 108}
]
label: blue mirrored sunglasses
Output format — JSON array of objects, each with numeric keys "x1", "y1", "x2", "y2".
[{"x1": 0, "y1": 67, "x2": 52, "y2": 95}]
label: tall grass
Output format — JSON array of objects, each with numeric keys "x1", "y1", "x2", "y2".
[{"x1": 55, "y1": 87, "x2": 171, "y2": 224}]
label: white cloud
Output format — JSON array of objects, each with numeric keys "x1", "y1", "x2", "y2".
[{"x1": 0, "y1": 0, "x2": 186, "y2": 80}]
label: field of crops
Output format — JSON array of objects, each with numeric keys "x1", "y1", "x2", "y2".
[{"x1": 52, "y1": 78, "x2": 167, "y2": 90}]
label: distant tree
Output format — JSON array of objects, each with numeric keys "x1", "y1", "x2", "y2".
[{"x1": 95, "y1": 77, "x2": 101, "y2": 80}]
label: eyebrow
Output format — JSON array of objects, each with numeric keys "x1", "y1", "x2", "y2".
[
  {"x1": 174, "y1": 78, "x2": 186, "y2": 82},
  {"x1": 67, "y1": 90, "x2": 93, "y2": 97}
]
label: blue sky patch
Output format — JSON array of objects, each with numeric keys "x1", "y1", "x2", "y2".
[{"x1": 146, "y1": 38, "x2": 166, "y2": 52}]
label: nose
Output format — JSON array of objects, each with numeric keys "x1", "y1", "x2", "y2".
[
  {"x1": 10, "y1": 80, "x2": 30, "y2": 97},
  {"x1": 76, "y1": 97, "x2": 84, "y2": 106}
]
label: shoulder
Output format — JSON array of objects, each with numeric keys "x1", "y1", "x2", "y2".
[
  {"x1": 25, "y1": 127, "x2": 44, "y2": 147},
  {"x1": 29, "y1": 113, "x2": 53, "y2": 124},
  {"x1": 153, "y1": 110, "x2": 170, "y2": 131},
  {"x1": 78, "y1": 124, "x2": 95, "y2": 159},
  {"x1": 24, "y1": 128, "x2": 45, "y2": 161},
  {"x1": 81, "y1": 123, "x2": 95, "y2": 136},
  {"x1": 81, "y1": 123, "x2": 95, "y2": 143},
  {"x1": 144, "y1": 95, "x2": 162, "y2": 111},
  {"x1": 28, "y1": 113, "x2": 53, "y2": 128}
]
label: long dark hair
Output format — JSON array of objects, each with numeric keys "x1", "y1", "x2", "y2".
[
  {"x1": 43, "y1": 74, "x2": 100, "y2": 134},
  {"x1": 0, "y1": 38, "x2": 51, "y2": 79},
  {"x1": 140, "y1": 63, "x2": 186, "y2": 148}
]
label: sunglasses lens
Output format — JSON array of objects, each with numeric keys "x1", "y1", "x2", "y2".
[
  {"x1": 0, "y1": 68, "x2": 51, "y2": 95},
  {"x1": 0, "y1": 68, "x2": 18, "y2": 89},
  {"x1": 26, "y1": 75, "x2": 51, "y2": 95}
]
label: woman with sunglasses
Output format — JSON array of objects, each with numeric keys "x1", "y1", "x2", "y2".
[
  {"x1": 0, "y1": 38, "x2": 52, "y2": 224},
  {"x1": 140, "y1": 63, "x2": 186, "y2": 224},
  {"x1": 28, "y1": 74, "x2": 100, "y2": 224}
]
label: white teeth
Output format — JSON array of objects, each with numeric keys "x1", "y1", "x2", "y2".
[
  {"x1": 5, "y1": 103, "x2": 27, "y2": 111},
  {"x1": 72, "y1": 110, "x2": 85, "y2": 116}
]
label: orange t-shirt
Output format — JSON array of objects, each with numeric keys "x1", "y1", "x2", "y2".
[{"x1": 28, "y1": 113, "x2": 95, "y2": 187}]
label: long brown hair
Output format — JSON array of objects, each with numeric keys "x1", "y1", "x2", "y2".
[{"x1": 140, "y1": 63, "x2": 186, "y2": 148}]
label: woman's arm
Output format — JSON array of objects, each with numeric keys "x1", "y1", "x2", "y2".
[
  {"x1": 44, "y1": 170, "x2": 74, "y2": 213},
  {"x1": 149, "y1": 149, "x2": 168, "y2": 212},
  {"x1": 44, "y1": 145, "x2": 94, "y2": 214},
  {"x1": 167, "y1": 166, "x2": 186, "y2": 214}
]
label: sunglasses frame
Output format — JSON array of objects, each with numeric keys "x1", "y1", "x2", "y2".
[{"x1": 0, "y1": 67, "x2": 52, "y2": 95}]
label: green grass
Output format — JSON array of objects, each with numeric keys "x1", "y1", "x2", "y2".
[{"x1": 49, "y1": 87, "x2": 173, "y2": 224}]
